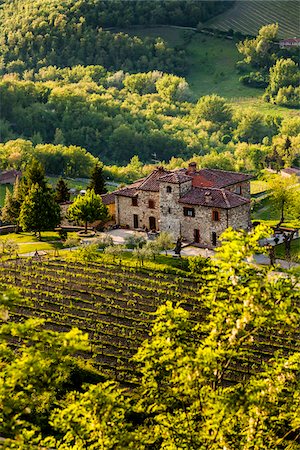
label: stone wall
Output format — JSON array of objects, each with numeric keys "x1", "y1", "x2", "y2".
[
  {"x1": 226, "y1": 181, "x2": 250, "y2": 198},
  {"x1": 228, "y1": 203, "x2": 250, "y2": 230},
  {"x1": 180, "y1": 204, "x2": 228, "y2": 246},
  {"x1": 159, "y1": 180, "x2": 192, "y2": 239},
  {"x1": 116, "y1": 191, "x2": 160, "y2": 230}
]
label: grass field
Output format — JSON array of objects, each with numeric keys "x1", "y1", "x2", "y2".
[
  {"x1": 250, "y1": 180, "x2": 269, "y2": 195},
  {"x1": 275, "y1": 238, "x2": 300, "y2": 262},
  {"x1": 0, "y1": 231, "x2": 78, "y2": 254},
  {"x1": 206, "y1": 0, "x2": 300, "y2": 39},
  {"x1": 117, "y1": 26, "x2": 299, "y2": 117}
]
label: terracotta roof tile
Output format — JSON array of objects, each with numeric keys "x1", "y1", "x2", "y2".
[
  {"x1": 183, "y1": 168, "x2": 253, "y2": 188},
  {"x1": 158, "y1": 172, "x2": 192, "y2": 184},
  {"x1": 115, "y1": 187, "x2": 138, "y2": 198},
  {"x1": 101, "y1": 192, "x2": 116, "y2": 205},
  {"x1": 178, "y1": 187, "x2": 250, "y2": 209},
  {"x1": 138, "y1": 167, "x2": 169, "y2": 191}
]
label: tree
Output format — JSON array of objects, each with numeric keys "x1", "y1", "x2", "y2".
[
  {"x1": 67, "y1": 190, "x2": 108, "y2": 233},
  {"x1": 19, "y1": 183, "x2": 61, "y2": 239},
  {"x1": 1, "y1": 177, "x2": 23, "y2": 231},
  {"x1": 237, "y1": 23, "x2": 278, "y2": 70},
  {"x1": 155, "y1": 74, "x2": 192, "y2": 102},
  {"x1": 55, "y1": 177, "x2": 70, "y2": 203},
  {"x1": 0, "y1": 289, "x2": 91, "y2": 446},
  {"x1": 132, "y1": 225, "x2": 300, "y2": 449},
  {"x1": 88, "y1": 164, "x2": 107, "y2": 195},
  {"x1": 21, "y1": 158, "x2": 48, "y2": 195},
  {"x1": 268, "y1": 174, "x2": 299, "y2": 224},
  {"x1": 156, "y1": 231, "x2": 174, "y2": 255},
  {"x1": 266, "y1": 58, "x2": 300, "y2": 107},
  {"x1": 194, "y1": 95, "x2": 232, "y2": 124},
  {"x1": 234, "y1": 109, "x2": 270, "y2": 144}
]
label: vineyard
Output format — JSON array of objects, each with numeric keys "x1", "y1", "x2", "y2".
[
  {"x1": 206, "y1": 0, "x2": 300, "y2": 38},
  {"x1": 2, "y1": 257, "x2": 300, "y2": 384}
]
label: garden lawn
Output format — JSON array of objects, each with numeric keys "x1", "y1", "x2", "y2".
[
  {"x1": 250, "y1": 180, "x2": 269, "y2": 195},
  {"x1": 275, "y1": 238, "x2": 300, "y2": 262},
  {"x1": 0, "y1": 231, "x2": 78, "y2": 254}
]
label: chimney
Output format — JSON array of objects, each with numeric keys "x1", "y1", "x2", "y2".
[
  {"x1": 187, "y1": 161, "x2": 197, "y2": 174},
  {"x1": 204, "y1": 191, "x2": 212, "y2": 203}
]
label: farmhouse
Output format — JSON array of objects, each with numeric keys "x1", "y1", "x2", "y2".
[
  {"x1": 104, "y1": 163, "x2": 252, "y2": 248},
  {"x1": 279, "y1": 38, "x2": 300, "y2": 49}
]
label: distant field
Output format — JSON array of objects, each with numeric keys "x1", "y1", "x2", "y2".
[
  {"x1": 206, "y1": 0, "x2": 300, "y2": 38},
  {"x1": 118, "y1": 26, "x2": 299, "y2": 117}
]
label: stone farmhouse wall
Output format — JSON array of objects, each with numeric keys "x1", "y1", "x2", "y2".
[
  {"x1": 116, "y1": 191, "x2": 160, "y2": 230},
  {"x1": 226, "y1": 181, "x2": 250, "y2": 198},
  {"x1": 159, "y1": 179, "x2": 192, "y2": 238},
  {"x1": 227, "y1": 203, "x2": 250, "y2": 230}
]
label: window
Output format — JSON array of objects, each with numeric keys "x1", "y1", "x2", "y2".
[
  {"x1": 235, "y1": 185, "x2": 242, "y2": 195},
  {"x1": 166, "y1": 186, "x2": 172, "y2": 193},
  {"x1": 148, "y1": 199, "x2": 155, "y2": 209},
  {"x1": 212, "y1": 210, "x2": 220, "y2": 221},
  {"x1": 168, "y1": 207, "x2": 171, "y2": 214},
  {"x1": 132, "y1": 197, "x2": 138, "y2": 206},
  {"x1": 183, "y1": 207, "x2": 195, "y2": 217}
]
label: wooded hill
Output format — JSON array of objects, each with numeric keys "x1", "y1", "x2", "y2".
[{"x1": 0, "y1": 0, "x2": 231, "y2": 74}]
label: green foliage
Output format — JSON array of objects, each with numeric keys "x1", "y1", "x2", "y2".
[
  {"x1": 237, "y1": 23, "x2": 279, "y2": 70},
  {"x1": 19, "y1": 183, "x2": 61, "y2": 238},
  {"x1": 267, "y1": 173, "x2": 300, "y2": 223},
  {"x1": 68, "y1": 190, "x2": 108, "y2": 233},
  {"x1": 155, "y1": 231, "x2": 174, "y2": 255},
  {"x1": 0, "y1": 226, "x2": 299, "y2": 448},
  {"x1": 234, "y1": 109, "x2": 273, "y2": 144},
  {"x1": 0, "y1": 0, "x2": 190, "y2": 75},
  {"x1": 95, "y1": 234, "x2": 114, "y2": 250},
  {"x1": 194, "y1": 94, "x2": 232, "y2": 124},
  {"x1": 0, "y1": 137, "x2": 97, "y2": 178},
  {"x1": 155, "y1": 74, "x2": 192, "y2": 102},
  {"x1": 88, "y1": 164, "x2": 107, "y2": 195},
  {"x1": 55, "y1": 177, "x2": 70, "y2": 203},
  {"x1": 1, "y1": 177, "x2": 22, "y2": 226},
  {"x1": 124, "y1": 233, "x2": 146, "y2": 249},
  {"x1": 267, "y1": 58, "x2": 300, "y2": 107}
]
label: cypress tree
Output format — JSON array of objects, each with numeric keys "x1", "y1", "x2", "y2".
[
  {"x1": 55, "y1": 177, "x2": 70, "y2": 203},
  {"x1": 88, "y1": 164, "x2": 107, "y2": 194}
]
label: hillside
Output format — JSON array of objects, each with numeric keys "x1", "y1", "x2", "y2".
[{"x1": 206, "y1": 0, "x2": 300, "y2": 38}]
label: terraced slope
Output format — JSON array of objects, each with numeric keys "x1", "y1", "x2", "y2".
[
  {"x1": 1, "y1": 258, "x2": 299, "y2": 384},
  {"x1": 206, "y1": 0, "x2": 300, "y2": 38}
]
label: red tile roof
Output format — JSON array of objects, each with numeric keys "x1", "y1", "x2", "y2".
[
  {"x1": 178, "y1": 187, "x2": 250, "y2": 209},
  {"x1": 183, "y1": 168, "x2": 252, "y2": 188},
  {"x1": 138, "y1": 167, "x2": 169, "y2": 191},
  {"x1": 101, "y1": 192, "x2": 116, "y2": 205},
  {"x1": 158, "y1": 172, "x2": 192, "y2": 184},
  {"x1": 114, "y1": 187, "x2": 138, "y2": 198}
]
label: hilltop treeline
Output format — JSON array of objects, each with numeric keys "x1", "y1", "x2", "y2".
[{"x1": 0, "y1": 0, "x2": 232, "y2": 74}]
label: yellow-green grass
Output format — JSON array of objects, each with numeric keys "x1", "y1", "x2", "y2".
[
  {"x1": 0, "y1": 231, "x2": 78, "y2": 254},
  {"x1": 250, "y1": 180, "x2": 269, "y2": 195},
  {"x1": 66, "y1": 248, "x2": 190, "y2": 272},
  {"x1": 206, "y1": 0, "x2": 300, "y2": 39},
  {"x1": 275, "y1": 238, "x2": 300, "y2": 262}
]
